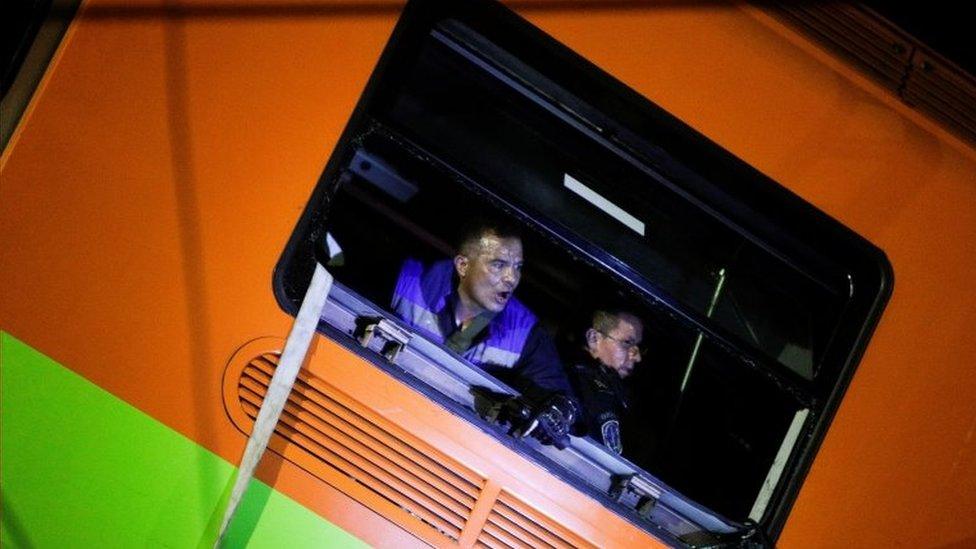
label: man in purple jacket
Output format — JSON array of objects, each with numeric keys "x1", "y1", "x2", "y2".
[{"x1": 391, "y1": 217, "x2": 578, "y2": 448}]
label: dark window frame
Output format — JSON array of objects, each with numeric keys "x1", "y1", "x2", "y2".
[{"x1": 273, "y1": 0, "x2": 893, "y2": 541}]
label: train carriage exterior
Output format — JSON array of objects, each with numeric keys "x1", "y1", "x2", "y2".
[{"x1": 2, "y1": 1, "x2": 975, "y2": 547}]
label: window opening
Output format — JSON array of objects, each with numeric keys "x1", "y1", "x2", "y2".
[
  {"x1": 274, "y1": 3, "x2": 892, "y2": 541},
  {"x1": 316, "y1": 127, "x2": 811, "y2": 523}
]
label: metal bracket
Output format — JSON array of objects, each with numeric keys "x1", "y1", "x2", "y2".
[
  {"x1": 610, "y1": 474, "x2": 662, "y2": 519},
  {"x1": 357, "y1": 317, "x2": 411, "y2": 363}
]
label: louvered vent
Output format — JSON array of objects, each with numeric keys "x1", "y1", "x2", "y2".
[
  {"x1": 773, "y1": 3, "x2": 912, "y2": 89},
  {"x1": 235, "y1": 352, "x2": 485, "y2": 541},
  {"x1": 770, "y1": 4, "x2": 976, "y2": 145},
  {"x1": 477, "y1": 491, "x2": 593, "y2": 549},
  {"x1": 903, "y1": 52, "x2": 976, "y2": 142}
]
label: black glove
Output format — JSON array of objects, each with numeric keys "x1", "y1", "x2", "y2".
[{"x1": 518, "y1": 394, "x2": 579, "y2": 450}]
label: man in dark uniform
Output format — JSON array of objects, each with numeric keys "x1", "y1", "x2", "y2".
[
  {"x1": 391, "y1": 217, "x2": 578, "y2": 448},
  {"x1": 568, "y1": 309, "x2": 644, "y2": 454}
]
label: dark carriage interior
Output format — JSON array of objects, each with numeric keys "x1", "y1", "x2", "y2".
[{"x1": 319, "y1": 126, "x2": 809, "y2": 522}]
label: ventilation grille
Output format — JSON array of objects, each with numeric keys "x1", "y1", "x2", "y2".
[
  {"x1": 773, "y1": 3, "x2": 910, "y2": 88},
  {"x1": 770, "y1": 4, "x2": 976, "y2": 145},
  {"x1": 476, "y1": 491, "x2": 590, "y2": 549},
  {"x1": 237, "y1": 352, "x2": 485, "y2": 541},
  {"x1": 903, "y1": 52, "x2": 976, "y2": 141}
]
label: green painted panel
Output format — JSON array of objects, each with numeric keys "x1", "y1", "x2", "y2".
[{"x1": 0, "y1": 332, "x2": 367, "y2": 548}]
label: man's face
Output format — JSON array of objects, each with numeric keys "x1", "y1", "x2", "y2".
[
  {"x1": 588, "y1": 315, "x2": 644, "y2": 378},
  {"x1": 455, "y1": 233, "x2": 523, "y2": 317}
]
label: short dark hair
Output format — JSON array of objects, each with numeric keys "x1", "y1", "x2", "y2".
[
  {"x1": 455, "y1": 214, "x2": 523, "y2": 256},
  {"x1": 592, "y1": 308, "x2": 642, "y2": 335}
]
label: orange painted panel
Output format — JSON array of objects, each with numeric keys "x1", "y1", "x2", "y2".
[{"x1": 2, "y1": 1, "x2": 975, "y2": 546}]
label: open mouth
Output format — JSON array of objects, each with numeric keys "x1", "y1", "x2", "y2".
[{"x1": 495, "y1": 291, "x2": 511, "y2": 303}]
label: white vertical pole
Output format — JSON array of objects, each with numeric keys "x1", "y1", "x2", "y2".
[{"x1": 215, "y1": 263, "x2": 333, "y2": 546}]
